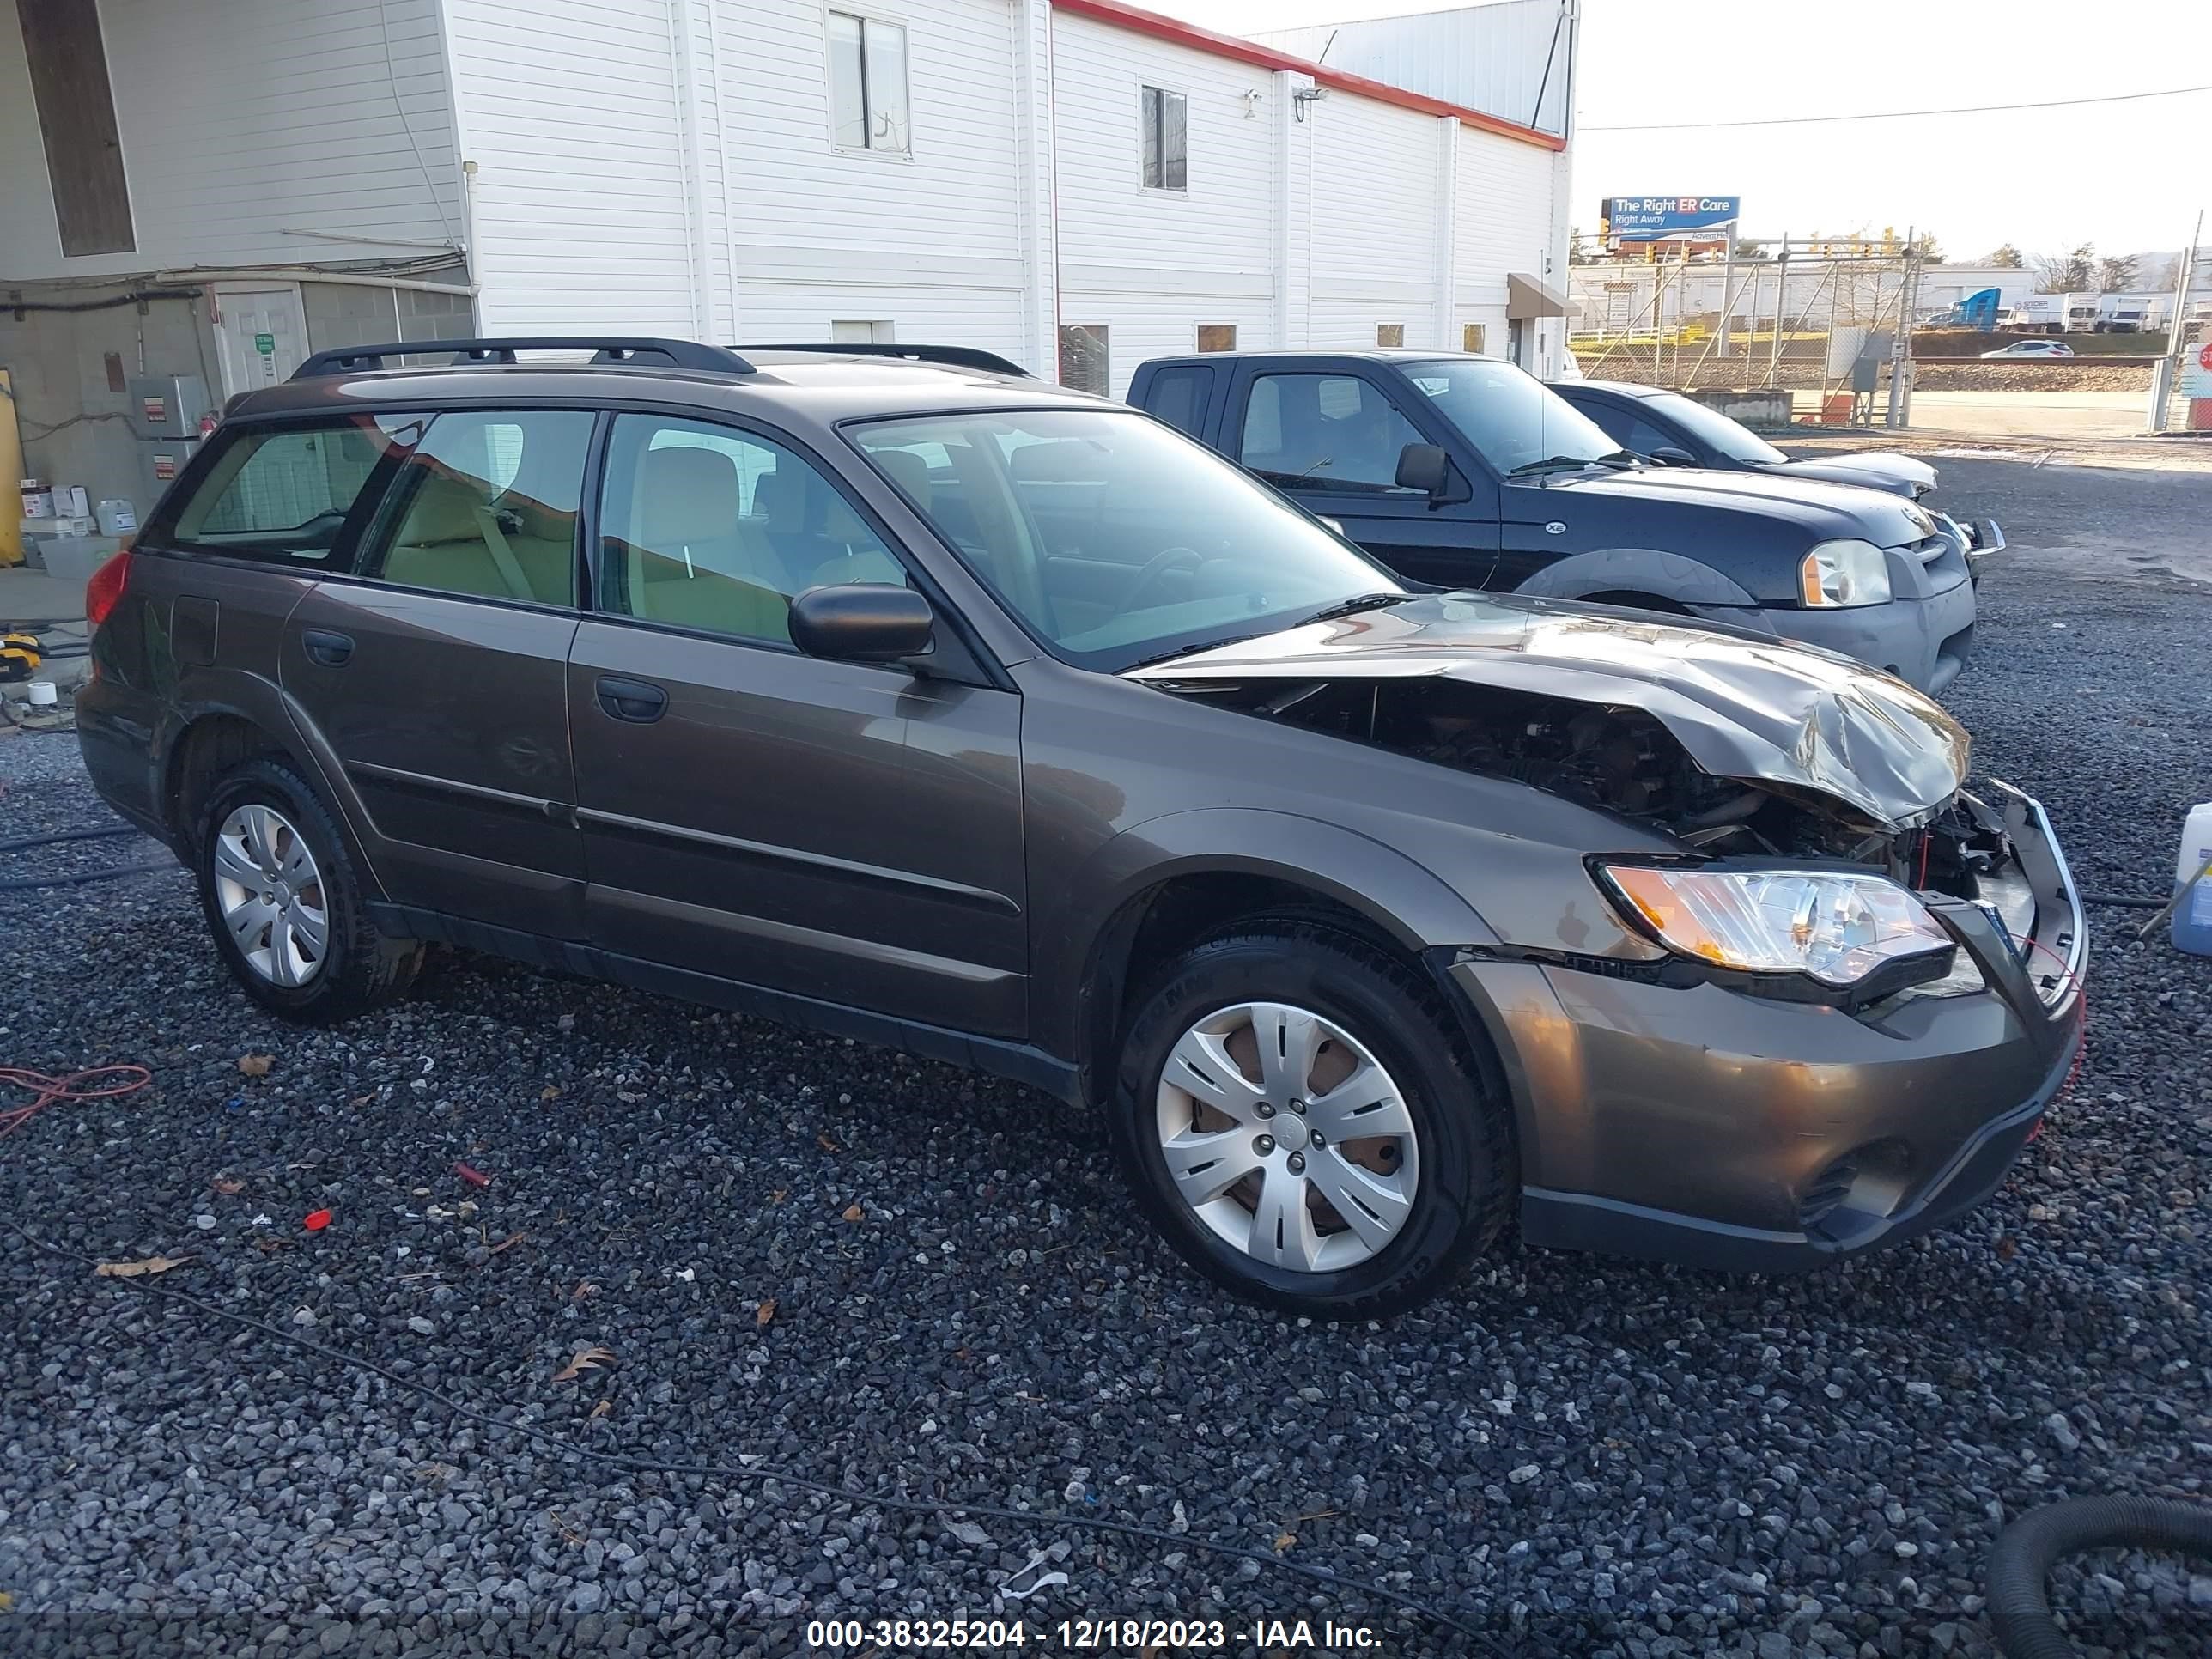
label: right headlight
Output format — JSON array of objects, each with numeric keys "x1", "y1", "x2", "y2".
[
  {"x1": 1597, "y1": 864, "x2": 1953, "y2": 988},
  {"x1": 1798, "y1": 538, "x2": 1892, "y2": 608}
]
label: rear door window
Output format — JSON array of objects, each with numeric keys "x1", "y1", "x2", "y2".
[
  {"x1": 1145, "y1": 366, "x2": 1214, "y2": 438},
  {"x1": 161, "y1": 417, "x2": 408, "y2": 565},
  {"x1": 356, "y1": 410, "x2": 594, "y2": 606}
]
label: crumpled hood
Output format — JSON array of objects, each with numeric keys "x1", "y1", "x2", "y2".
[
  {"x1": 1129, "y1": 592, "x2": 1970, "y2": 828},
  {"x1": 1769, "y1": 452, "x2": 1939, "y2": 498}
]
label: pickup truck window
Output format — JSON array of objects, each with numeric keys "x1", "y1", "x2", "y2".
[
  {"x1": 1146, "y1": 366, "x2": 1213, "y2": 437},
  {"x1": 1639, "y1": 391, "x2": 1787, "y2": 465},
  {"x1": 848, "y1": 408, "x2": 1401, "y2": 672},
  {"x1": 1399, "y1": 358, "x2": 1618, "y2": 476},
  {"x1": 1239, "y1": 374, "x2": 1425, "y2": 493}
]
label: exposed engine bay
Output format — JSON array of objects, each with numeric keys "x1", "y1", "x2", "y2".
[{"x1": 1185, "y1": 676, "x2": 2017, "y2": 902}]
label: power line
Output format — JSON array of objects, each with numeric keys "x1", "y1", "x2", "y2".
[{"x1": 1585, "y1": 82, "x2": 2212, "y2": 132}]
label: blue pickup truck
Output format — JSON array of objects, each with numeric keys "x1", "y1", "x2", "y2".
[{"x1": 1127, "y1": 349, "x2": 1979, "y2": 694}]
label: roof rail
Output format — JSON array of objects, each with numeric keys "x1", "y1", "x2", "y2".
[
  {"x1": 292, "y1": 337, "x2": 757, "y2": 380},
  {"x1": 736, "y1": 342, "x2": 1030, "y2": 377}
]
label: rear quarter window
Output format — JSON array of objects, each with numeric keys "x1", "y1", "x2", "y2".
[{"x1": 154, "y1": 416, "x2": 414, "y2": 566}]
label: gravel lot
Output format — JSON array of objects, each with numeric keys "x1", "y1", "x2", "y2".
[{"x1": 3, "y1": 459, "x2": 2210, "y2": 1658}]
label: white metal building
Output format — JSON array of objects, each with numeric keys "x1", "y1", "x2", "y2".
[{"x1": 2, "y1": 0, "x2": 1576, "y2": 520}]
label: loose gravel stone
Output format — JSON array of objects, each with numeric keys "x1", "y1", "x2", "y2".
[{"x1": 1, "y1": 459, "x2": 2208, "y2": 1658}]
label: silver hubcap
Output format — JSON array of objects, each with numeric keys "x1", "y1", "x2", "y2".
[
  {"x1": 211, "y1": 804, "x2": 330, "y2": 988},
  {"x1": 1154, "y1": 1001, "x2": 1420, "y2": 1274}
]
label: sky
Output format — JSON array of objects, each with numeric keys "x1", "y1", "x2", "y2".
[{"x1": 1148, "y1": 0, "x2": 2212, "y2": 267}]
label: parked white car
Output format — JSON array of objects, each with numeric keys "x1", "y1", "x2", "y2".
[{"x1": 1981, "y1": 341, "x2": 2075, "y2": 360}]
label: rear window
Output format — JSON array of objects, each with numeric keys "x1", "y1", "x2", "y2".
[{"x1": 161, "y1": 416, "x2": 412, "y2": 564}]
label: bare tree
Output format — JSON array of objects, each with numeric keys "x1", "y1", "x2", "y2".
[
  {"x1": 2036, "y1": 243, "x2": 2095, "y2": 290},
  {"x1": 2094, "y1": 252, "x2": 2141, "y2": 292}
]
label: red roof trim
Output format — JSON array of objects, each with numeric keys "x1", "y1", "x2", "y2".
[{"x1": 1051, "y1": 0, "x2": 1568, "y2": 153}]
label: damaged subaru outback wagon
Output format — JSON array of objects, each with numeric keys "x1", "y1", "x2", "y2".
[{"x1": 78, "y1": 337, "x2": 2085, "y2": 1318}]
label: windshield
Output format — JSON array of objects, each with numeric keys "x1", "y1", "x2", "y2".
[
  {"x1": 846, "y1": 409, "x2": 1405, "y2": 672},
  {"x1": 1642, "y1": 391, "x2": 1787, "y2": 465},
  {"x1": 1400, "y1": 358, "x2": 1620, "y2": 475}
]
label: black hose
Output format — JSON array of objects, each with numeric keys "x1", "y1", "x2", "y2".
[
  {"x1": 0, "y1": 823, "x2": 143, "y2": 854},
  {"x1": 0, "y1": 859, "x2": 179, "y2": 892},
  {"x1": 1987, "y1": 1494, "x2": 2212, "y2": 1658}
]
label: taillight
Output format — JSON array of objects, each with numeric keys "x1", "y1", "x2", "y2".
[{"x1": 85, "y1": 549, "x2": 132, "y2": 628}]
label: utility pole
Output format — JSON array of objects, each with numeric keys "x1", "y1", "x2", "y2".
[
  {"x1": 1885, "y1": 225, "x2": 1916, "y2": 429},
  {"x1": 1768, "y1": 234, "x2": 1789, "y2": 391},
  {"x1": 2148, "y1": 210, "x2": 2203, "y2": 434}
]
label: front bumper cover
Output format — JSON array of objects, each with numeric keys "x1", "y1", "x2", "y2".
[
  {"x1": 1691, "y1": 572, "x2": 1978, "y2": 696},
  {"x1": 1443, "y1": 784, "x2": 2085, "y2": 1273}
]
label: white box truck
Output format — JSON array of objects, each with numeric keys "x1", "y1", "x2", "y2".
[{"x1": 2011, "y1": 293, "x2": 2096, "y2": 335}]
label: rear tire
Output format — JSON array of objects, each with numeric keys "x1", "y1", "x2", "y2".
[
  {"x1": 1109, "y1": 921, "x2": 1515, "y2": 1319},
  {"x1": 193, "y1": 756, "x2": 422, "y2": 1024}
]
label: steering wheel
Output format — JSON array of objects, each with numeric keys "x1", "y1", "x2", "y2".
[{"x1": 1119, "y1": 545, "x2": 1206, "y2": 613}]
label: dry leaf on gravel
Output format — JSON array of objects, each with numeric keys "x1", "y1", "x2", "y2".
[
  {"x1": 1273, "y1": 1532, "x2": 1297, "y2": 1553},
  {"x1": 94, "y1": 1255, "x2": 192, "y2": 1279},
  {"x1": 236, "y1": 1054, "x2": 273, "y2": 1077},
  {"x1": 842, "y1": 1203, "x2": 865, "y2": 1223},
  {"x1": 817, "y1": 1133, "x2": 841, "y2": 1153},
  {"x1": 540, "y1": 1085, "x2": 562, "y2": 1101},
  {"x1": 553, "y1": 1345, "x2": 616, "y2": 1382},
  {"x1": 756, "y1": 1298, "x2": 777, "y2": 1328},
  {"x1": 210, "y1": 1176, "x2": 244, "y2": 1195},
  {"x1": 487, "y1": 1231, "x2": 529, "y2": 1256},
  {"x1": 588, "y1": 1400, "x2": 611, "y2": 1420}
]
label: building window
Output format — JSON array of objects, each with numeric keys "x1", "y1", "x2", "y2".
[
  {"x1": 1059, "y1": 325, "x2": 1109, "y2": 396},
  {"x1": 1140, "y1": 86, "x2": 1188, "y2": 191},
  {"x1": 832, "y1": 320, "x2": 897, "y2": 343},
  {"x1": 830, "y1": 12, "x2": 910, "y2": 154},
  {"x1": 1376, "y1": 324, "x2": 1406, "y2": 349},
  {"x1": 1462, "y1": 323, "x2": 1486, "y2": 355},
  {"x1": 1195, "y1": 324, "x2": 1237, "y2": 352}
]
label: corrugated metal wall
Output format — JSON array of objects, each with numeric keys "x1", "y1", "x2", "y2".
[
  {"x1": 1259, "y1": 1, "x2": 1575, "y2": 139},
  {"x1": 0, "y1": 0, "x2": 465, "y2": 279}
]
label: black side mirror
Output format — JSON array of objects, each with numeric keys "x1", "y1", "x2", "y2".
[
  {"x1": 789, "y1": 584, "x2": 935, "y2": 665},
  {"x1": 1395, "y1": 441, "x2": 1468, "y2": 506},
  {"x1": 1649, "y1": 446, "x2": 1697, "y2": 466}
]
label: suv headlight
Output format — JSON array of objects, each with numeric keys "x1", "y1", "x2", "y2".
[
  {"x1": 1597, "y1": 864, "x2": 1952, "y2": 988},
  {"x1": 1798, "y1": 539, "x2": 1892, "y2": 608}
]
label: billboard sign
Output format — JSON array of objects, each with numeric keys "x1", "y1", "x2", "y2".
[{"x1": 1601, "y1": 196, "x2": 1741, "y2": 244}]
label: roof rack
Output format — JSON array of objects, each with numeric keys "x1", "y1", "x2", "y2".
[
  {"x1": 291, "y1": 337, "x2": 757, "y2": 380},
  {"x1": 735, "y1": 342, "x2": 1030, "y2": 377}
]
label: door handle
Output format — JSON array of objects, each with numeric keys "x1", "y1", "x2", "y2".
[
  {"x1": 595, "y1": 675, "x2": 668, "y2": 723},
  {"x1": 301, "y1": 628, "x2": 354, "y2": 667}
]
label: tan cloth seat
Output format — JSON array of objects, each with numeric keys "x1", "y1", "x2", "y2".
[
  {"x1": 380, "y1": 468, "x2": 576, "y2": 605},
  {"x1": 623, "y1": 446, "x2": 794, "y2": 642}
]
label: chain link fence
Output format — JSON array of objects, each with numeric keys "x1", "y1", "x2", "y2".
[{"x1": 1568, "y1": 252, "x2": 1920, "y2": 424}]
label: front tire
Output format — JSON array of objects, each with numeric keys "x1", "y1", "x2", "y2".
[
  {"x1": 193, "y1": 756, "x2": 422, "y2": 1023},
  {"x1": 1109, "y1": 921, "x2": 1515, "y2": 1319}
]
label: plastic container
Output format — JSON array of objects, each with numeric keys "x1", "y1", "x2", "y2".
[
  {"x1": 37, "y1": 534, "x2": 117, "y2": 592},
  {"x1": 24, "y1": 680, "x2": 55, "y2": 708},
  {"x1": 2175, "y1": 803, "x2": 2212, "y2": 957},
  {"x1": 96, "y1": 498, "x2": 137, "y2": 536}
]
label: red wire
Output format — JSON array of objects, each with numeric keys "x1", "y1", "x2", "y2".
[{"x1": 0, "y1": 1064, "x2": 152, "y2": 1142}]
